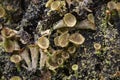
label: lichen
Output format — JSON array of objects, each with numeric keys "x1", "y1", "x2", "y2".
[{"x1": 0, "y1": 0, "x2": 120, "y2": 80}]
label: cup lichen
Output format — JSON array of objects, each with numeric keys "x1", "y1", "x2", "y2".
[
  {"x1": 50, "y1": 1, "x2": 61, "y2": 11},
  {"x1": 63, "y1": 13, "x2": 77, "y2": 27},
  {"x1": 10, "y1": 54, "x2": 22, "y2": 64},
  {"x1": 37, "y1": 36, "x2": 49, "y2": 49},
  {"x1": 94, "y1": 43, "x2": 101, "y2": 50},
  {"x1": 53, "y1": 13, "x2": 76, "y2": 29},
  {"x1": 28, "y1": 44, "x2": 39, "y2": 69},
  {"x1": 3, "y1": 38, "x2": 15, "y2": 53},
  {"x1": 1, "y1": 27, "x2": 16, "y2": 39},
  {"x1": 61, "y1": 51, "x2": 70, "y2": 60},
  {"x1": 67, "y1": 46, "x2": 76, "y2": 54},
  {"x1": 69, "y1": 33, "x2": 85, "y2": 45},
  {"x1": 0, "y1": 6, "x2": 6, "y2": 18},
  {"x1": 58, "y1": 32, "x2": 70, "y2": 47},
  {"x1": 87, "y1": 13, "x2": 95, "y2": 24},
  {"x1": 10, "y1": 76, "x2": 22, "y2": 80}
]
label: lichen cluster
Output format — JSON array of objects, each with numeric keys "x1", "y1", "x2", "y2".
[{"x1": 0, "y1": 0, "x2": 120, "y2": 80}]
